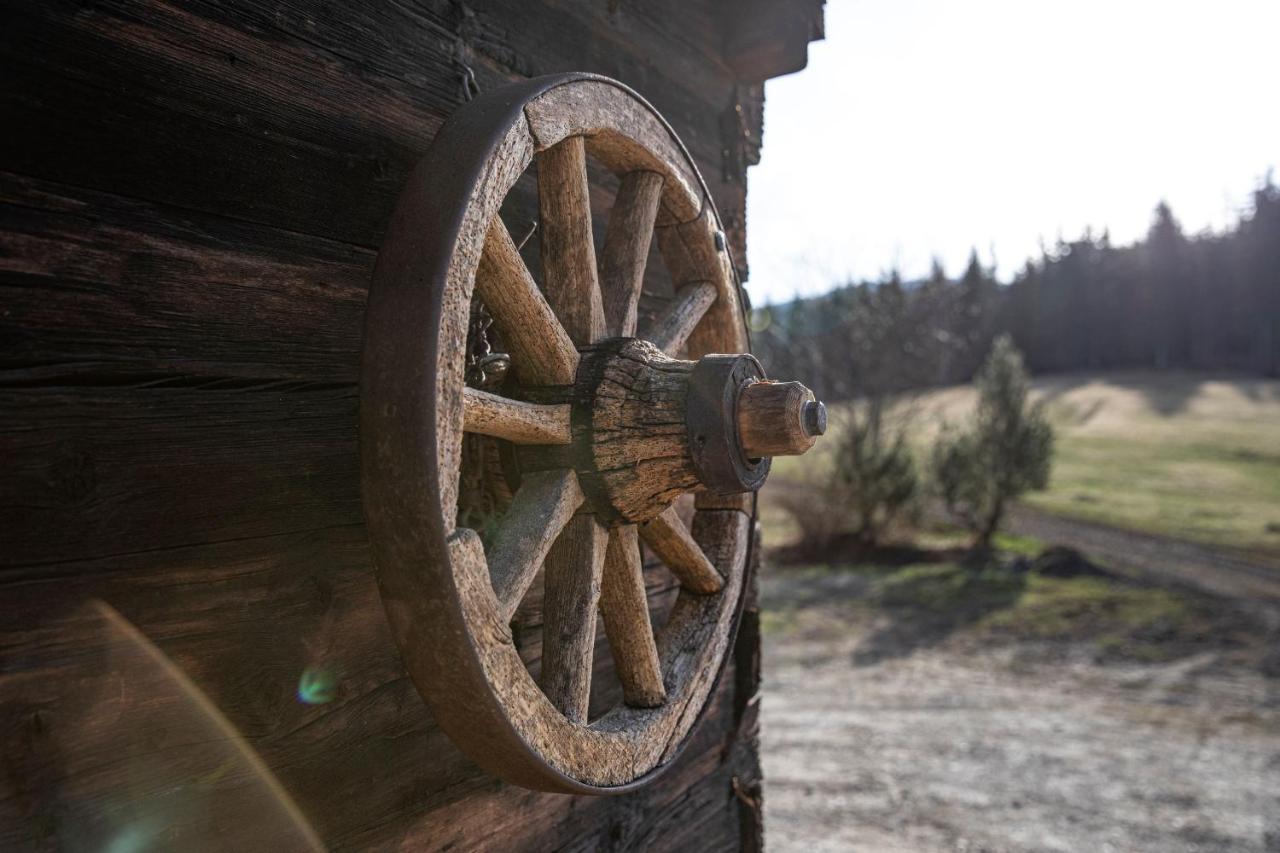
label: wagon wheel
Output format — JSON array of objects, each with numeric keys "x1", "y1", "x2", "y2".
[{"x1": 361, "y1": 74, "x2": 825, "y2": 794}]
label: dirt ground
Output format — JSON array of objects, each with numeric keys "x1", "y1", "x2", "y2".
[
  {"x1": 759, "y1": 567, "x2": 1280, "y2": 853},
  {"x1": 1002, "y1": 504, "x2": 1280, "y2": 599}
]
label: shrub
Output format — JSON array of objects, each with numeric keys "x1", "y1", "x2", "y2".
[
  {"x1": 931, "y1": 335, "x2": 1053, "y2": 549},
  {"x1": 772, "y1": 485, "x2": 848, "y2": 559},
  {"x1": 833, "y1": 401, "x2": 920, "y2": 546}
]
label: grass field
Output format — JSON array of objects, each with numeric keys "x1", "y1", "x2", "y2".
[{"x1": 768, "y1": 371, "x2": 1280, "y2": 555}]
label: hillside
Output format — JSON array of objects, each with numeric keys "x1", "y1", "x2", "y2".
[{"x1": 768, "y1": 371, "x2": 1280, "y2": 557}]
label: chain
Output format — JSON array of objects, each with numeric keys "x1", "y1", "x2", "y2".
[
  {"x1": 452, "y1": 40, "x2": 506, "y2": 388},
  {"x1": 465, "y1": 301, "x2": 510, "y2": 388}
]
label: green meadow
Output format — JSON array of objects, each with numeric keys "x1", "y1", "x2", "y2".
[{"x1": 768, "y1": 371, "x2": 1280, "y2": 558}]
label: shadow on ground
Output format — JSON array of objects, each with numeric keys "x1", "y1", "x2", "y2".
[
  {"x1": 851, "y1": 556, "x2": 1028, "y2": 664},
  {"x1": 764, "y1": 538, "x2": 1276, "y2": 674}
]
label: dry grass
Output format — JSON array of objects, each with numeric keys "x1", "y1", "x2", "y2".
[{"x1": 766, "y1": 371, "x2": 1280, "y2": 556}]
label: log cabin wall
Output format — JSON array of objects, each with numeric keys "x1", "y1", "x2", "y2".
[{"x1": 0, "y1": 1, "x2": 822, "y2": 849}]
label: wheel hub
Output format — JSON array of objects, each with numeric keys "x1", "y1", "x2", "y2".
[{"x1": 517, "y1": 337, "x2": 825, "y2": 526}]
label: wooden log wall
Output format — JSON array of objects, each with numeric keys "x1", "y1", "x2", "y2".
[{"x1": 0, "y1": 1, "x2": 820, "y2": 849}]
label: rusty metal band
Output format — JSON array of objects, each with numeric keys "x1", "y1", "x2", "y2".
[{"x1": 686, "y1": 353, "x2": 770, "y2": 494}]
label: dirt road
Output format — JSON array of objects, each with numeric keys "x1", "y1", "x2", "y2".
[
  {"x1": 1004, "y1": 505, "x2": 1280, "y2": 603},
  {"x1": 759, "y1": 567, "x2": 1280, "y2": 852}
]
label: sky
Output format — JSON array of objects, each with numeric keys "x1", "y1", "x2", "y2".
[{"x1": 745, "y1": 0, "x2": 1280, "y2": 303}]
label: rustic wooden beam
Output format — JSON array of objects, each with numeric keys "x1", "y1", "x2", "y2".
[{"x1": 723, "y1": 0, "x2": 824, "y2": 82}]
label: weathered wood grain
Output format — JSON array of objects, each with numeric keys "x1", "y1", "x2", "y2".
[
  {"x1": 640, "y1": 506, "x2": 725, "y2": 594},
  {"x1": 526, "y1": 80, "x2": 703, "y2": 226},
  {"x1": 0, "y1": 0, "x2": 818, "y2": 841},
  {"x1": 600, "y1": 170, "x2": 664, "y2": 337},
  {"x1": 737, "y1": 379, "x2": 823, "y2": 457},
  {"x1": 540, "y1": 515, "x2": 608, "y2": 722},
  {"x1": 563, "y1": 339, "x2": 704, "y2": 524},
  {"x1": 694, "y1": 491, "x2": 754, "y2": 513},
  {"x1": 0, "y1": 1, "x2": 742, "y2": 248},
  {"x1": 537, "y1": 135, "x2": 607, "y2": 346},
  {"x1": 0, "y1": 171, "x2": 369, "y2": 386},
  {"x1": 0, "y1": 523, "x2": 757, "y2": 851},
  {"x1": 646, "y1": 281, "x2": 718, "y2": 354},
  {"x1": 462, "y1": 387, "x2": 572, "y2": 445},
  {"x1": 599, "y1": 525, "x2": 666, "y2": 708},
  {"x1": 476, "y1": 217, "x2": 580, "y2": 386},
  {"x1": 486, "y1": 469, "x2": 584, "y2": 619},
  {"x1": 655, "y1": 205, "x2": 747, "y2": 357}
]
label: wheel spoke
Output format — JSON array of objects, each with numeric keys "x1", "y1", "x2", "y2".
[
  {"x1": 643, "y1": 282, "x2": 717, "y2": 355},
  {"x1": 462, "y1": 387, "x2": 572, "y2": 445},
  {"x1": 477, "y1": 217, "x2": 579, "y2": 385},
  {"x1": 600, "y1": 171, "x2": 664, "y2": 337},
  {"x1": 541, "y1": 514, "x2": 608, "y2": 723},
  {"x1": 537, "y1": 136, "x2": 606, "y2": 345},
  {"x1": 599, "y1": 525, "x2": 665, "y2": 708},
  {"x1": 639, "y1": 505, "x2": 724, "y2": 594},
  {"x1": 488, "y1": 469, "x2": 584, "y2": 619}
]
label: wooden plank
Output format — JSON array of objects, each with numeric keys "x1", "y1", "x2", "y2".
[
  {"x1": 0, "y1": 0, "x2": 744, "y2": 246},
  {"x1": 0, "y1": 523, "x2": 759, "y2": 851},
  {"x1": 0, "y1": 3, "x2": 440, "y2": 246},
  {"x1": 0, "y1": 171, "x2": 369, "y2": 385},
  {"x1": 645, "y1": 281, "x2": 718, "y2": 354}
]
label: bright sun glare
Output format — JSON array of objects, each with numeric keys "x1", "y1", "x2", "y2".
[{"x1": 746, "y1": 0, "x2": 1280, "y2": 301}]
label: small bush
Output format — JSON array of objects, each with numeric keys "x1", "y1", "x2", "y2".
[
  {"x1": 833, "y1": 402, "x2": 919, "y2": 546},
  {"x1": 931, "y1": 335, "x2": 1054, "y2": 549},
  {"x1": 771, "y1": 485, "x2": 849, "y2": 558}
]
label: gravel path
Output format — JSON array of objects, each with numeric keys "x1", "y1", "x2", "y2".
[{"x1": 760, "y1": 573, "x2": 1280, "y2": 852}]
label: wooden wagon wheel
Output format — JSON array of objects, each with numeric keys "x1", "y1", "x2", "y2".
[{"x1": 361, "y1": 74, "x2": 825, "y2": 794}]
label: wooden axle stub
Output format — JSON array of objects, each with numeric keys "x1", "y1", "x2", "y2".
[{"x1": 737, "y1": 379, "x2": 827, "y2": 458}]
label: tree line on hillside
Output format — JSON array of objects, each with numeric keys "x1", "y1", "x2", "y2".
[{"x1": 754, "y1": 176, "x2": 1280, "y2": 400}]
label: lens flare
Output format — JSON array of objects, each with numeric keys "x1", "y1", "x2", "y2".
[
  {"x1": 297, "y1": 666, "x2": 339, "y2": 705},
  {"x1": 747, "y1": 307, "x2": 772, "y2": 333}
]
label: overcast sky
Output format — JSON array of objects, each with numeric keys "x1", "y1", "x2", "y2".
[{"x1": 745, "y1": 0, "x2": 1280, "y2": 303}]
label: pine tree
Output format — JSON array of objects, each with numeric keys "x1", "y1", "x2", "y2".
[
  {"x1": 931, "y1": 335, "x2": 1053, "y2": 549},
  {"x1": 833, "y1": 399, "x2": 919, "y2": 546}
]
